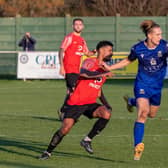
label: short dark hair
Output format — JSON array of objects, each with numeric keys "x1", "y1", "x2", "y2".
[
  {"x1": 96, "y1": 41, "x2": 113, "y2": 51},
  {"x1": 73, "y1": 18, "x2": 84, "y2": 25}
]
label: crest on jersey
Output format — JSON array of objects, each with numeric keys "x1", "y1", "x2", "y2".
[
  {"x1": 139, "y1": 89, "x2": 145, "y2": 94},
  {"x1": 150, "y1": 58, "x2": 156, "y2": 65},
  {"x1": 94, "y1": 77, "x2": 102, "y2": 83},
  {"x1": 82, "y1": 59, "x2": 95, "y2": 70},
  {"x1": 157, "y1": 51, "x2": 162, "y2": 57},
  {"x1": 140, "y1": 54, "x2": 144, "y2": 58}
]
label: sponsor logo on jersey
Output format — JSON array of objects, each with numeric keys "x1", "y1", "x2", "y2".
[
  {"x1": 89, "y1": 82, "x2": 101, "y2": 89},
  {"x1": 78, "y1": 45, "x2": 83, "y2": 51},
  {"x1": 139, "y1": 89, "x2": 145, "y2": 94},
  {"x1": 94, "y1": 77, "x2": 102, "y2": 83},
  {"x1": 150, "y1": 58, "x2": 157, "y2": 65},
  {"x1": 89, "y1": 78, "x2": 103, "y2": 89}
]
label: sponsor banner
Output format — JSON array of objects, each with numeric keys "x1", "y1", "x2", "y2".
[{"x1": 17, "y1": 52, "x2": 64, "y2": 79}]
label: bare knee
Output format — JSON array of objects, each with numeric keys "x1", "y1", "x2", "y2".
[
  {"x1": 138, "y1": 110, "x2": 149, "y2": 122},
  {"x1": 148, "y1": 113, "x2": 156, "y2": 118},
  {"x1": 103, "y1": 111, "x2": 111, "y2": 119},
  {"x1": 61, "y1": 126, "x2": 72, "y2": 135},
  {"x1": 60, "y1": 119, "x2": 74, "y2": 135},
  {"x1": 100, "y1": 108, "x2": 111, "y2": 120}
]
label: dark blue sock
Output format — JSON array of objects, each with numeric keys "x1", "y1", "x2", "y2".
[
  {"x1": 129, "y1": 98, "x2": 136, "y2": 106},
  {"x1": 134, "y1": 122, "x2": 145, "y2": 146}
]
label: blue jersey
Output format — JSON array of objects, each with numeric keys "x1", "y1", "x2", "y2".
[{"x1": 128, "y1": 39, "x2": 168, "y2": 89}]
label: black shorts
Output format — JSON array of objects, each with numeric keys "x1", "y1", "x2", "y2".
[
  {"x1": 65, "y1": 73, "x2": 79, "y2": 92},
  {"x1": 62, "y1": 103, "x2": 102, "y2": 121}
]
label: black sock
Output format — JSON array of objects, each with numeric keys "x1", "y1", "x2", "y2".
[
  {"x1": 47, "y1": 130, "x2": 64, "y2": 153},
  {"x1": 87, "y1": 118, "x2": 109, "y2": 139}
]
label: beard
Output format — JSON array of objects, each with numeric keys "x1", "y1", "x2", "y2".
[
  {"x1": 103, "y1": 54, "x2": 113, "y2": 62},
  {"x1": 74, "y1": 29, "x2": 82, "y2": 33}
]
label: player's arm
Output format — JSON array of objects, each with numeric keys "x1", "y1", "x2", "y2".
[
  {"x1": 102, "y1": 57, "x2": 131, "y2": 71},
  {"x1": 59, "y1": 48, "x2": 64, "y2": 67},
  {"x1": 59, "y1": 36, "x2": 72, "y2": 76},
  {"x1": 58, "y1": 48, "x2": 65, "y2": 76},
  {"x1": 80, "y1": 68, "x2": 113, "y2": 79},
  {"x1": 101, "y1": 47, "x2": 137, "y2": 71},
  {"x1": 99, "y1": 89, "x2": 112, "y2": 111},
  {"x1": 83, "y1": 40, "x2": 96, "y2": 56},
  {"x1": 84, "y1": 49, "x2": 97, "y2": 57}
]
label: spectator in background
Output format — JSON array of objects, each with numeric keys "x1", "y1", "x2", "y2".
[{"x1": 18, "y1": 32, "x2": 36, "y2": 51}]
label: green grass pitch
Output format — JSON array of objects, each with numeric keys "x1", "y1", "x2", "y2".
[{"x1": 0, "y1": 79, "x2": 168, "y2": 168}]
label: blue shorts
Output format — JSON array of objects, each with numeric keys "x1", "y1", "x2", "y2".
[{"x1": 134, "y1": 82, "x2": 162, "y2": 106}]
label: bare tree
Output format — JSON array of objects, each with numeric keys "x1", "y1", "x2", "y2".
[{"x1": 65, "y1": 0, "x2": 168, "y2": 16}]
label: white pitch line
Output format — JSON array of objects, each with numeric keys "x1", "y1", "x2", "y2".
[
  {"x1": 0, "y1": 134, "x2": 168, "y2": 139},
  {"x1": 66, "y1": 134, "x2": 168, "y2": 138}
]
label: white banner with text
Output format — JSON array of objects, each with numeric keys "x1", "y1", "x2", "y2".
[{"x1": 17, "y1": 52, "x2": 64, "y2": 79}]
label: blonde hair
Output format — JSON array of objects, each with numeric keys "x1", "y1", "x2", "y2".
[{"x1": 140, "y1": 20, "x2": 160, "y2": 36}]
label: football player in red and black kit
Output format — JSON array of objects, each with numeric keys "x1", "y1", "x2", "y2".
[
  {"x1": 39, "y1": 41, "x2": 113, "y2": 160},
  {"x1": 58, "y1": 18, "x2": 96, "y2": 120}
]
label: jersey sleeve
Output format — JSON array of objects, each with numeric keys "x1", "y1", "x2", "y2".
[
  {"x1": 128, "y1": 47, "x2": 137, "y2": 61},
  {"x1": 60, "y1": 35, "x2": 72, "y2": 50}
]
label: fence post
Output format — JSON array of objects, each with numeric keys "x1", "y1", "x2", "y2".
[
  {"x1": 166, "y1": 15, "x2": 168, "y2": 40},
  {"x1": 15, "y1": 15, "x2": 21, "y2": 51},
  {"x1": 115, "y1": 13, "x2": 120, "y2": 51},
  {"x1": 65, "y1": 14, "x2": 71, "y2": 35}
]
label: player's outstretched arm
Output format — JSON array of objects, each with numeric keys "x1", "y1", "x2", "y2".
[{"x1": 102, "y1": 58, "x2": 132, "y2": 71}]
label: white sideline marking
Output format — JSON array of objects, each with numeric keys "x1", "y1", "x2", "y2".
[
  {"x1": 66, "y1": 134, "x2": 168, "y2": 138},
  {"x1": 0, "y1": 134, "x2": 168, "y2": 138}
]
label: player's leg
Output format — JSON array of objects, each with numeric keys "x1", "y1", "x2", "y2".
[
  {"x1": 39, "y1": 118, "x2": 75, "y2": 160},
  {"x1": 148, "y1": 91, "x2": 161, "y2": 118},
  {"x1": 58, "y1": 73, "x2": 79, "y2": 121},
  {"x1": 123, "y1": 95, "x2": 136, "y2": 112},
  {"x1": 81, "y1": 104, "x2": 111, "y2": 154},
  {"x1": 134, "y1": 97, "x2": 149, "y2": 160},
  {"x1": 148, "y1": 105, "x2": 160, "y2": 118},
  {"x1": 40, "y1": 103, "x2": 83, "y2": 160}
]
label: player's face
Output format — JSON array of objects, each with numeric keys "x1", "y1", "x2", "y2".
[
  {"x1": 73, "y1": 20, "x2": 84, "y2": 33},
  {"x1": 103, "y1": 46, "x2": 113, "y2": 61},
  {"x1": 148, "y1": 27, "x2": 162, "y2": 46}
]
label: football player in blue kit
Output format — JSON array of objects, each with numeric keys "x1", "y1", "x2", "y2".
[{"x1": 102, "y1": 20, "x2": 168, "y2": 160}]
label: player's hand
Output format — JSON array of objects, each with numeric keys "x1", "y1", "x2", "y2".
[
  {"x1": 59, "y1": 66, "x2": 65, "y2": 76},
  {"x1": 84, "y1": 49, "x2": 96, "y2": 57},
  {"x1": 104, "y1": 71, "x2": 114, "y2": 78},
  {"x1": 91, "y1": 49, "x2": 97, "y2": 55}
]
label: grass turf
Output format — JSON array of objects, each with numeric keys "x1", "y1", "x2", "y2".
[{"x1": 0, "y1": 79, "x2": 168, "y2": 168}]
